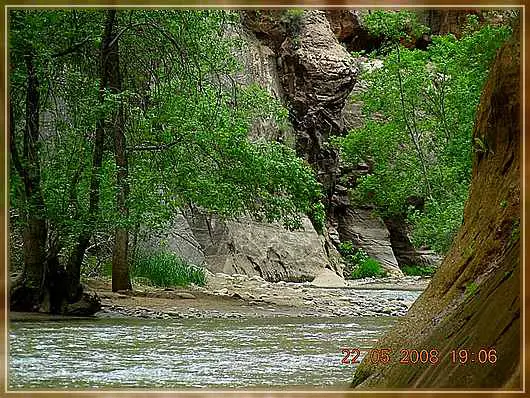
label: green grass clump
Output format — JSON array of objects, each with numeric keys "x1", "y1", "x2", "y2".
[
  {"x1": 401, "y1": 264, "x2": 437, "y2": 276},
  {"x1": 338, "y1": 243, "x2": 387, "y2": 279},
  {"x1": 350, "y1": 257, "x2": 387, "y2": 279},
  {"x1": 464, "y1": 281, "x2": 479, "y2": 298},
  {"x1": 131, "y1": 251, "x2": 206, "y2": 288}
]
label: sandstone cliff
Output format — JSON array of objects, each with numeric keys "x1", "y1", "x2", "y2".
[
  {"x1": 242, "y1": 10, "x2": 404, "y2": 277},
  {"x1": 145, "y1": 10, "x2": 498, "y2": 281},
  {"x1": 351, "y1": 19, "x2": 521, "y2": 389}
]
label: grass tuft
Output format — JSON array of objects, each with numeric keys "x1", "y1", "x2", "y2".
[
  {"x1": 350, "y1": 257, "x2": 387, "y2": 279},
  {"x1": 131, "y1": 251, "x2": 206, "y2": 288}
]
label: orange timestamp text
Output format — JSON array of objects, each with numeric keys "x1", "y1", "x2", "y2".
[{"x1": 340, "y1": 347, "x2": 498, "y2": 366}]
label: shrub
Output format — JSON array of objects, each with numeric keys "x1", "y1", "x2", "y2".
[
  {"x1": 338, "y1": 241, "x2": 355, "y2": 256},
  {"x1": 282, "y1": 8, "x2": 304, "y2": 36},
  {"x1": 131, "y1": 251, "x2": 206, "y2": 287},
  {"x1": 409, "y1": 195, "x2": 466, "y2": 254},
  {"x1": 401, "y1": 264, "x2": 437, "y2": 276},
  {"x1": 338, "y1": 21, "x2": 511, "y2": 256},
  {"x1": 338, "y1": 243, "x2": 387, "y2": 279},
  {"x1": 351, "y1": 257, "x2": 387, "y2": 279}
]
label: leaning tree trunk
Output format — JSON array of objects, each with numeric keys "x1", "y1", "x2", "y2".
[
  {"x1": 108, "y1": 12, "x2": 132, "y2": 292},
  {"x1": 65, "y1": 10, "x2": 123, "y2": 301},
  {"x1": 60, "y1": 9, "x2": 124, "y2": 314}
]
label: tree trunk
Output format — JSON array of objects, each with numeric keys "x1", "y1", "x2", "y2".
[
  {"x1": 65, "y1": 10, "x2": 118, "y2": 300},
  {"x1": 395, "y1": 44, "x2": 432, "y2": 198},
  {"x1": 107, "y1": 11, "x2": 132, "y2": 292},
  {"x1": 9, "y1": 53, "x2": 72, "y2": 313},
  {"x1": 9, "y1": 53, "x2": 47, "y2": 311},
  {"x1": 21, "y1": 53, "x2": 46, "y2": 287}
]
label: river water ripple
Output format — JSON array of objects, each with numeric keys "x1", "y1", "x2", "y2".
[{"x1": 9, "y1": 315, "x2": 397, "y2": 389}]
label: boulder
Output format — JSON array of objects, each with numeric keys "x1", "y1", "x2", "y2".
[
  {"x1": 64, "y1": 289, "x2": 101, "y2": 316},
  {"x1": 311, "y1": 268, "x2": 347, "y2": 288}
]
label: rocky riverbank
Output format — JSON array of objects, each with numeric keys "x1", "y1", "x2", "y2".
[{"x1": 84, "y1": 272, "x2": 428, "y2": 320}]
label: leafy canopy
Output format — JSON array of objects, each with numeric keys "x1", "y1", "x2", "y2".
[
  {"x1": 337, "y1": 12, "x2": 511, "y2": 253},
  {"x1": 9, "y1": 9, "x2": 324, "y2": 265}
]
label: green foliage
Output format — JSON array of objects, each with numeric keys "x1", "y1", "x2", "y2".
[
  {"x1": 338, "y1": 243, "x2": 387, "y2": 279},
  {"x1": 81, "y1": 256, "x2": 102, "y2": 279},
  {"x1": 350, "y1": 257, "x2": 386, "y2": 279},
  {"x1": 464, "y1": 281, "x2": 479, "y2": 298},
  {"x1": 362, "y1": 10, "x2": 429, "y2": 43},
  {"x1": 338, "y1": 240, "x2": 355, "y2": 255},
  {"x1": 282, "y1": 8, "x2": 304, "y2": 36},
  {"x1": 401, "y1": 264, "x2": 436, "y2": 276},
  {"x1": 408, "y1": 195, "x2": 466, "y2": 253},
  {"x1": 309, "y1": 201, "x2": 326, "y2": 233},
  {"x1": 127, "y1": 80, "x2": 322, "y2": 231},
  {"x1": 9, "y1": 9, "x2": 324, "y2": 271},
  {"x1": 338, "y1": 19, "x2": 511, "y2": 254},
  {"x1": 131, "y1": 251, "x2": 206, "y2": 287}
]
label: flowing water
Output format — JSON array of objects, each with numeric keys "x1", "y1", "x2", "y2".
[{"x1": 9, "y1": 315, "x2": 397, "y2": 390}]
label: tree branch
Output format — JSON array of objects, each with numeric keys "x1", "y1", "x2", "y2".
[
  {"x1": 51, "y1": 36, "x2": 92, "y2": 58},
  {"x1": 128, "y1": 138, "x2": 183, "y2": 152}
]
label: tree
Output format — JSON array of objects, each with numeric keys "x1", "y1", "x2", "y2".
[
  {"x1": 9, "y1": 10, "x2": 103, "y2": 312},
  {"x1": 338, "y1": 11, "x2": 511, "y2": 253},
  {"x1": 97, "y1": 10, "x2": 132, "y2": 292},
  {"x1": 9, "y1": 9, "x2": 324, "y2": 313}
]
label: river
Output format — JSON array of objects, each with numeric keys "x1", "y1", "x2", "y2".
[{"x1": 9, "y1": 315, "x2": 396, "y2": 389}]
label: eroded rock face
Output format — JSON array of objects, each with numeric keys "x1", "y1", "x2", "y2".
[
  {"x1": 139, "y1": 212, "x2": 205, "y2": 266},
  {"x1": 352, "y1": 20, "x2": 520, "y2": 389},
  {"x1": 326, "y1": 9, "x2": 360, "y2": 41},
  {"x1": 279, "y1": 11, "x2": 357, "y2": 190},
  {"x1": 384, "y1": 216, "x2": 443, "y2": 268},
  {"x1": 187, "y1": 213, "x2": 342, "y2": 282},
  {"x1": 417, "y1": 9, "x2": 481, "y2": 38},
  {"x1": 240, "y1": 10, "x2": 287, "y2": 52},
  {"x1": 231, "y1": 27, "x2": 295, "y2": 143},
  {"x1": 243, "y1": 10, "x2": 357, "y2": 191},
  {"x1": 337, "y1": 207, "x2": 402, "y2": 276},
  {"x1": 325, "y1": 10, "x2": 382, "y2": 51}
]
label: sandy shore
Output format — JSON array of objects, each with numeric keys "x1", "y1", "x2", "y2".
[{"x1": 75, "y1": 273, "x2": 429, "y2": 320}]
